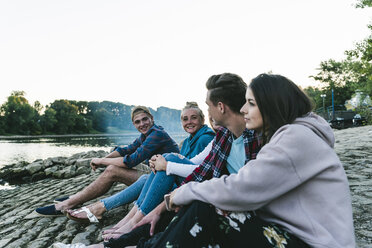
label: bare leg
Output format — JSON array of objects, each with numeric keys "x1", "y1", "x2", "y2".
[
  {"x1": 56, "y1": 165, "x2": 139, "y2": 211},
  {"x1": 102, "y1": 205, "x2": 139, "y2": 235},
  {"x1": 103, "y1": 210, "x2": 145, "y2": 240}
]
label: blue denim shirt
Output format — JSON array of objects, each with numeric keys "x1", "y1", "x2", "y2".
[{"x1": 115, "y1": 124, "x2": 180, "y2": 168}]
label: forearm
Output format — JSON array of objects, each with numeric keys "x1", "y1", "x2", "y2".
[
  {"x1": 99, "y1": 157, "x2": 128, "y2": 168},
  {"x1": 105, "y1": 150, "x2": 121, "y2": 158},
  {"x1": 166, "y1": 162, "x2": 199, "y2": 177},
  {"x1": 155, "y1": 201, "x2": 167, "y2": 215}
]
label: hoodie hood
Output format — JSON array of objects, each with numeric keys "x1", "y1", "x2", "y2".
[{"x1": 293, "y1": 112, "x2": 335, "y2": 148}]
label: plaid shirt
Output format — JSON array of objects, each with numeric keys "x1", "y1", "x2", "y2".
[
  {"x1": 115, "y1": 124, "x2": 180, "y2": 168},
  {"x1": 182, "y1": 126, "x2": 262, "y2": 184}
]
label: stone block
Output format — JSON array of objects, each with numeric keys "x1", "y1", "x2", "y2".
[
  {"x1": 76, "y1": 166, "x2": 91, "y2": 176},
  {"x1": 26, "y1": 161, "x2": 44, "y2": 174},
  {"x1": 65, "y1": 158, "x2": 77, "y2": 166},
  {"x1": 45, "y1": 166, "x2": 59, "y2": 176},
  {"x1": 52, "y1": 157, "x2": 67, "y2": 164},
  {"x1": 43, "y1": 158, "x2": 54, "y2": 168},
  {"x1": 31, "y1": 172, "x2": 46, "y2": 181},
  {"x1": 75, "y1": 158, "x2": 91, "y2": 168},
  {"x1": 52, "y1": 170, "x2": 65, "y2": 179}
]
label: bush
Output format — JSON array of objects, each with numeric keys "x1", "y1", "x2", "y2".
[{"x1": 355, "y1": 106, "x2": 372, "y2": 125}]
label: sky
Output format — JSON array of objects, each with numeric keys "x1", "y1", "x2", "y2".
[{"x1": 0, "y1": 0, "x2": 371, "y2": 116}]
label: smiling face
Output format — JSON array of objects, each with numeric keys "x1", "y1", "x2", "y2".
[
  {"x1": 132, "y1": 112, "x2": 154, "y2": 135},
  {"x1": 181, "y1": 108, "x2": 204, "y2": 136},
  {"x1": 240, "y1": 88, "x2": 263, "y2": 132}
]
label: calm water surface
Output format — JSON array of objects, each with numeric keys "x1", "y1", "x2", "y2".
[{"x1": 0, "y1": 133, "x2": 187, "y2": 167}]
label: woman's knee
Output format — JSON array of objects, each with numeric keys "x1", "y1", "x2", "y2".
[{"x1": 163, "y1": 153, "x2": 185, "y2": 161}]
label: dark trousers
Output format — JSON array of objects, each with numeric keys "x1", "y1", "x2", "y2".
[{"x1": 139, "y1": 201, "x2": 310, "y2": 248}]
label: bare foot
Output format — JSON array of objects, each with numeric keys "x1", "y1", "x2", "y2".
[
  {"x1": 68, "y1": 201, "x2": 106, "y2": 220},
  {"x1": 103, "y1": 212, "x2": 144, "y2": 241},
  {"x1": 102, "y1": 226, "x2": 119, "y2": 235},
  {"x1": 101, "y1": 205, "x2": 139, "y2": 237},
  {"x1": 103, "y1": 231, "x2": 127, "y2": 241}
]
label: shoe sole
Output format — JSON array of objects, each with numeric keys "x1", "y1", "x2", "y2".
[
  {"x1": 34, "y1": 210, "x2": 64, "y2": 217},
  {"x1": 66, "y1": 210, "x2": 102, "y2": 224}
]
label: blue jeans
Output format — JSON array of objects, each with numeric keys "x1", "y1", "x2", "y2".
[
  {"x1": 135, "y1": 153, "x2": 195, "y2": 215},
  {"x1": 101, "y1": 174, "x2": 149, "y2": 210}
]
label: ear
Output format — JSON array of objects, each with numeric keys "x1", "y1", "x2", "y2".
[{"x1": 217, "y1": 102, "x2": 225, "y2": 114}]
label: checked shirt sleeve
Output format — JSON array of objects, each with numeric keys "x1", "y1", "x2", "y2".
[{"x1": 115, "y1": 138, "x2": 142, "y2": 157}]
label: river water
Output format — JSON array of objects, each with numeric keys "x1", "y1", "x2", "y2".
[{"x1": 0, "y1": 133, "x2": 187, "y2": 167}]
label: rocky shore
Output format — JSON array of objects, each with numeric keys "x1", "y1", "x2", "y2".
[{"x1": 0, "y1": 125, "x2": 371, "y2": 248}]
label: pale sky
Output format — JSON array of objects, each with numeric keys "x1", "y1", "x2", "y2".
[{"x1": 0, "y1": 0, "x2": 371, "y2": 115}]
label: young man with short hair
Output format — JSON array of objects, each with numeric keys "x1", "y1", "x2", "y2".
[{"x1": 36, "y1": 106, "x2": 180, "y2": 217}]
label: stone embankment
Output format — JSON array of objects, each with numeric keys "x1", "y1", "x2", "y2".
[{"x1": 0, "y1": 125, "x2": 371, "y2": 248}]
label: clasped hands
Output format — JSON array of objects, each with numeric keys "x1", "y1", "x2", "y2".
[{"x1": 149, "y1": 154, "x2": 167, "y2": 173}]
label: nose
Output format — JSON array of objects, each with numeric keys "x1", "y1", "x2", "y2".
[{"x1": 240, "y1": 103, "x2": 246, "y2": 114}]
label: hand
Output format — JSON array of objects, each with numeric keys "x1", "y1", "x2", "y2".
[
  {"x1": 90, "y1": 158, "x2": 101, "y2": 171},
  {"x1": 169, "y1": 189, "x2": 181, "y2": 212},
  {"x1": 153, "y1": 155, "x2": 167, "y2": 171},
  {"x1": 150, "y1": 154, "x2": 157, "y2": 161},
  {"x1": 132, "y1": 204, "x2": 163, "y2": 236},
  {"x1": 149, "y1": 160, "x2": 157, "y2": 174}
]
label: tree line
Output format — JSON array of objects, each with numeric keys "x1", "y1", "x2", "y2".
[
  {"x1": 0, "y1": 91, "x2": 183, "y2": 135},
  {"x1": 303, "y1": 0, "x2": 372, "y2": 123}
]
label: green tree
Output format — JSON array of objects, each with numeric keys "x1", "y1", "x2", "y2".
[
  {"x1": 355, "y1": 0, "x2": 372, "y2": 8},
  {"x1": 74, "y1": 115, "x2": 93, "y2": 133},
  {"x1": 0, "y1": 91, "x2": 40, "y2": 135},
  {"x1": 48, "y1": 100, "x2": 79, "y2": 134},
  {"x1": 303, "y1": 86, "x2": 324, "y2": 109},
  {"x1": 0, "y1": 116, "x2": 6, "y2": 135},
  {"x1": 40, "y1": 107, "x2": 58, "y2": 133}
]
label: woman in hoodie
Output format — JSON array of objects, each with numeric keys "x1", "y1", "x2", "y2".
[{"x1": 143, "y1": 74, "x2": 355, "y2": 248}]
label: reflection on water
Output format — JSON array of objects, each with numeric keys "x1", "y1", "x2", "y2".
[{"x1": 0, "y1": 133, "x2": 187, "y2": 167}]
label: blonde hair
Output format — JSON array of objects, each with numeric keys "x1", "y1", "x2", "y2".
[
  {"x1": 131, "y1": 106, "x2": 153, "y2": 121},
  {"x1": 181, "y1": 102, "x2": 205, "y2": 121}
]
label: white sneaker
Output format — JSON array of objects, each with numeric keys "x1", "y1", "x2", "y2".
[{"x1": 53, "y1": 243, "x2": 86, "y2": 248}]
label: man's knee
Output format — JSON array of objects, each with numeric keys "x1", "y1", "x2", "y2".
[
  {"x1": 102, "y1": 165, "x2": 139, "y2": 184},
  {"x1": 102, "y1": 165, "x2": 130, "y2": 181},
  {"x1": 103, "y1": 164, "x2": 120, "y2": 175}
]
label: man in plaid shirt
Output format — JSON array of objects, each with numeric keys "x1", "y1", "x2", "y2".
[
  {"x1": 182, "y1": 73, "x2": 262, "y2": 184},
  {"x1": 103, "y1": 73, "x2": 263, "y2": 247}
]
